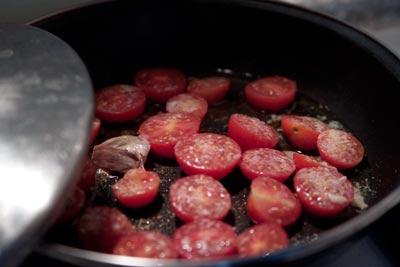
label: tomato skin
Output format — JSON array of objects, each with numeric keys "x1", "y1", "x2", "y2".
[
  {"x1": 174, "y1": 133, "x2": 242, "y2": 180},
  {"x1": 112, "y1": 169, "x2": 160, "y2": 208},
  {"x1": 293, "y1": 152, "x2": 335, "y2": 171},
  {"x1": 228, "y1": 113, "x2": 279, "y2": 151},
  {"x1": 138, "y1": 113, "x2": 201, "y2": 158},
  {"x1": 77, "y1": 206, "x2": 135, "y2": 253},
  {"x1": 166, "y1": 93, "x2": 208, "y2": 119},
  {"x1": 294, "y1": 167, "x2": 354, "y2": 217},
  {"x1": 245, "y1": 76, "x2": 297, "y2": 111},
  {"x1": 237, "y1": 223, "x2": 289, "y2": 256},
  {"x1": 172, "y1": 219, "x2": 237, "y2": 259},
  {"x1": 239, "y1": 148, "x2": 295, "y2": 182},
  {"x1": 135, "y1": 68, "x2": 186, "y2": 102},
  {"x1": 78, "y1": 159, "x2": 97, "y2": 192},
  {"x1": 187, "y1": 77, "x2": 231, "y2": 104},
  {"x1": 95, "y1": 85, "x2": 146, "y2": 123},
  {"x1": 247, "y1": 177, "x2": 301, "y2": 226},
  {"x1": 169, "y1": 175, "x2": 231, "y2": 222},
  {"x1": 317, "y1": 129, "x2": 365, "y2": 169},
  {"x1": 58, "y1": 187, "x2": 86, "y2": 224},
  {"x1": 90, "y1": 117, "x2": 101, "y2": 144},
  {"x1": 113, "y1": 231, "x2": 178, "y2": 259}
]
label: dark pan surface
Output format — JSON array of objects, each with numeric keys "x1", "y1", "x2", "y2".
[{"x1": 33, "y1": 0, "x2": 400, "y2": 265}]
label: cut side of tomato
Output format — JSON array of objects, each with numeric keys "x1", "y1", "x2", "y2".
[
  {"x1": 78, "y1": 159, "x2": 97, "y2": 192},
  {"x1": 90, "y1": 117, "x2": 101, "y2": 144},
  {"x1": 281, "y1": 115, "x2": 329, "y2": 150},
  {"x1": 166, "y1": 93, "x2": 208, "y2": 119},
  {"x1": 245, "y1": 76, "x2": 297, "y2": 111},
  {"x1": 139, "y1": 113, "x2": 201, "y2": 158},
  {"x1": 293, "y1": 152, "x2": 334, "y2": 171},
  {"x1": 294, "y1": 167, "x2": 354, "y2": 217},
  {"x1": 58, "y1": 187, "x2": 86, "y2": 224},
  {"x1": 172, "y1": 219, "x2": 237, "y2": 259},
  {"x1": 247, "y1": 177, "x2": 301, "y2": 226},
  {"x1": 228, "y1": 113, "x2": 279, "y2": 151},
  {"x1": 95, "y1": 85, "x2": 146, "y2": 123},
  {"x1": 239, "y1": 148, "x2": 295, "y2": 182},
  {"x1": 113, "y1": 231, "x2": 178, "y2": 259},
  {"x1": 135, "y1": 68, "x2": 186, "y2": 102},
  {"x1": 112, "y1": 168, "x2": 160, "y2": 208},
  {"x1": 317, "y1": 129, "x2": 364, "y2": 169},
  {"x1": 187, "y1": 76, "x2": 231, "y2": 104},
  {"x1": 174, "y1": 133, "x2": 242, "y2": 179},
  {"x1": 77, "y1": 206, "x2": 135, "y2": 253},
  {"x1": 169, "y1": 175, "x2": 231, "y2": 222},
  {"x1": 237, "y1": 223, "x2": 289, "y2": 256}
]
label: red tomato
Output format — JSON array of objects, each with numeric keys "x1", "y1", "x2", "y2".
[
  {"x1": 58, "y1": 187, "x2": 85, "y2": 224},
  {"x1": 95, "y1": 85, "x2": 146, "y2": 123},
  {"x1": 294, "y1": 167, "x2": 354, "y2": 217},
  {"x1": 135, "y1": 68, "x2": 186, "y2": 102},
  {"x1": 317, "y1": 129, "x2": 364, "y2": 169},
  {"x1": 281, "y1": 115, "x2": 329, "y2": 150},
  {"x1": 237, "y1": 223, "x2": 289, "y2": 256},
  {"x1": 245, "y1": 76, "x2": 297, "y2": 111},
  {"x1": 166, "y1": 93, "x2": 208, "y2": 119},
  {"x1": 138, "y1": 113, "x2": 201, "y2": 158},
  {"x1": 187, "y1": 77, "x2": 230, "y2": 104},
  {"x1": 90, "y1": 117, "x2": 101, "y2": 144},
  {"x1": 228, "y1": 113, "x2": 279, "y2": 151},
  {"x1": 239, "y1": 148, "x2": 295, "y2": 182},
  {"x1": 247, "y1": 177, "x2": 301, "y2": 226},
  {"x1": 113, "y1": 231, "x2": 178, "y2": 259},
  {"x1": 78, "y1": 159, "x2": 97, "y2": 192},
  {"x1": 169, "y1": 175, "x2": 231, "y2": 222},
  {"x1": 77, "y1": 206, "x2": 135, "y2": 252},
  {"x1": 174, "y1": 133, "x2": 242, "y2": 180},
  {"x1": 112, "y1": 169, "x2": 160, "y2": 208},
  {"x1": 172, "y1": 219, "x2": 237, "y2": 259},
  {"x1": 293, "y1": 152, "x2": 335, "y2": 171}
]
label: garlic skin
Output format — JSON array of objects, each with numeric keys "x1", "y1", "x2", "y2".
[{"x1": 92, "y1": 135, "x2": 150, "y2": 173}]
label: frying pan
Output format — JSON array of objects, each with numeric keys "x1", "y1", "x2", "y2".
[{"x1": 29, "y1": 0, "x2": 400, "y2": 266}]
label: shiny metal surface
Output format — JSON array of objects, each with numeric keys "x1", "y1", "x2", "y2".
[{"x1": 0, "y1": 24, "x2": 93, "y2": 267}]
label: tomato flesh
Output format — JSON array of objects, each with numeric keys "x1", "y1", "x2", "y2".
[
  {"x1": 90, "y1": 117, "x2": 101, "y2": 144},
  {"x1": 317, "y1": 129, "x2": 364, "y2": 169},
  {"x1": 237, "y1": 223, "x2": 289, "y2": 256},
  {"x1": 58, "y1": 187, "x2": 85, "y2": 224},
  {"x1": 113, "y1": 231, "x2": 178, "y2": 259},
  {"x1": 187, "y1": 77, "x2": 230, "y2": 104},
  {"x1": 294, "y1": 167, "x2": 354, "y2": 217},
  {"x1": 293, "y1": 152, "x2": 334, "y2": 171},
  {"x1": 166, "y1": 93, "x2": 208, "y2": 119},
  {"x1": 78, "y1": 159, "x2": 97, "y2": 192},
  {"x1": 139, "y1": 113, "x2": 201, "y2": 158},
  {"x1": 169, "y1": 175, "x2": 231, "y2": 222},
  {"x1": 135, "y1": 68, "x2": 186, "y2": 102},
  {"x1": 228, "y1": 113, "x2": 279, "y2": 151},
  {"x1": 112, "y1": 168, "x2": 160, "y2": 208},
  {"x1": 95, "y1": 85, "x2": 145, "y2": 123},
  {"x1": 174, "y1": 133, "x2": 242, "y2": 179},
  {"x1": 247, "y1": 177, "x2": 301, "y2": 226},
  {"x1": 239, "y1": 148, "x2": 295, "y2": 182},
  {"x1": 245, "y1": 76, "x2": 297, "y2": 111},
  {"x1": 172, "y1": 219, "x2": 237, "y2": 259}
]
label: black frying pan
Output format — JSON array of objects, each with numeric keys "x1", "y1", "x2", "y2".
[{"x1": 30, "y1": 0, "x2": 400, "y2": 266}]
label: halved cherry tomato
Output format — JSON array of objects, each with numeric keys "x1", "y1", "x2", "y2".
[
  {"x1": 174, "y1": 133, "x2": 241, "y2": 179},
  {"x1": 169, "y1": 175, "x2": 231, "y2": 222},
  {"x1": 139, "y1": 113, "x2": 201, "y2": 158},
  {"x1": 247, "y1": 177, "x2": 301, "y2": 226},
  {"x1": 293, "y1": 152, "x2": 334, "y2": 171},
  {"x1": 294, "y1": 167, "x2": 354, "y2": 217},
  {"x1": 113, "y1": 231, "x2": 178, "y2": 259},
  {"x1": 58, "y1": 187, "x2": 85, "y2": 224},
  {"x1": 78, "y1": 159, "x2": 97, "y2": 192},
  {"x1": 239, "y1": 148, "x2": 295, "y2": 182},
  {"x1": 135, "y1": 68, "x2": 186, "y2": 102},
  {"x1": 245, "y1": 76, "x2": 297, "y2": 111},
  {"x1": 317, "y1": 129, "x2": 364, "y2": 169},
  {"x1": 187, "y1": 77, "x2": 230, "y2": 104},
  {"x1": 112, "y1": 169, "x2": 160, "y2": 208},
  {"x1": 90, "y1": 117, "x2": 101, "y2": 144},
  {"x1": 281, "y1": 115, "x2": 329, "y2": 150},
  {"x1": 166, "y1": 93, "x2": 208, "y2": 119},
  {"x1": 228, "y1": 113, "x2": 279, "y2": 151},
  {"x1": 95, "y1": 85, "x2": 145, "y2": 123},
  {"x1": 237, "y1": 223, "x2": 289, "y2": 256},
  {"x1": 172, "y1": 219, "x2": 237, "y2": 259},
  {"x1": 77, "y1": 206, "x2": 135, "y2": 252}
]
